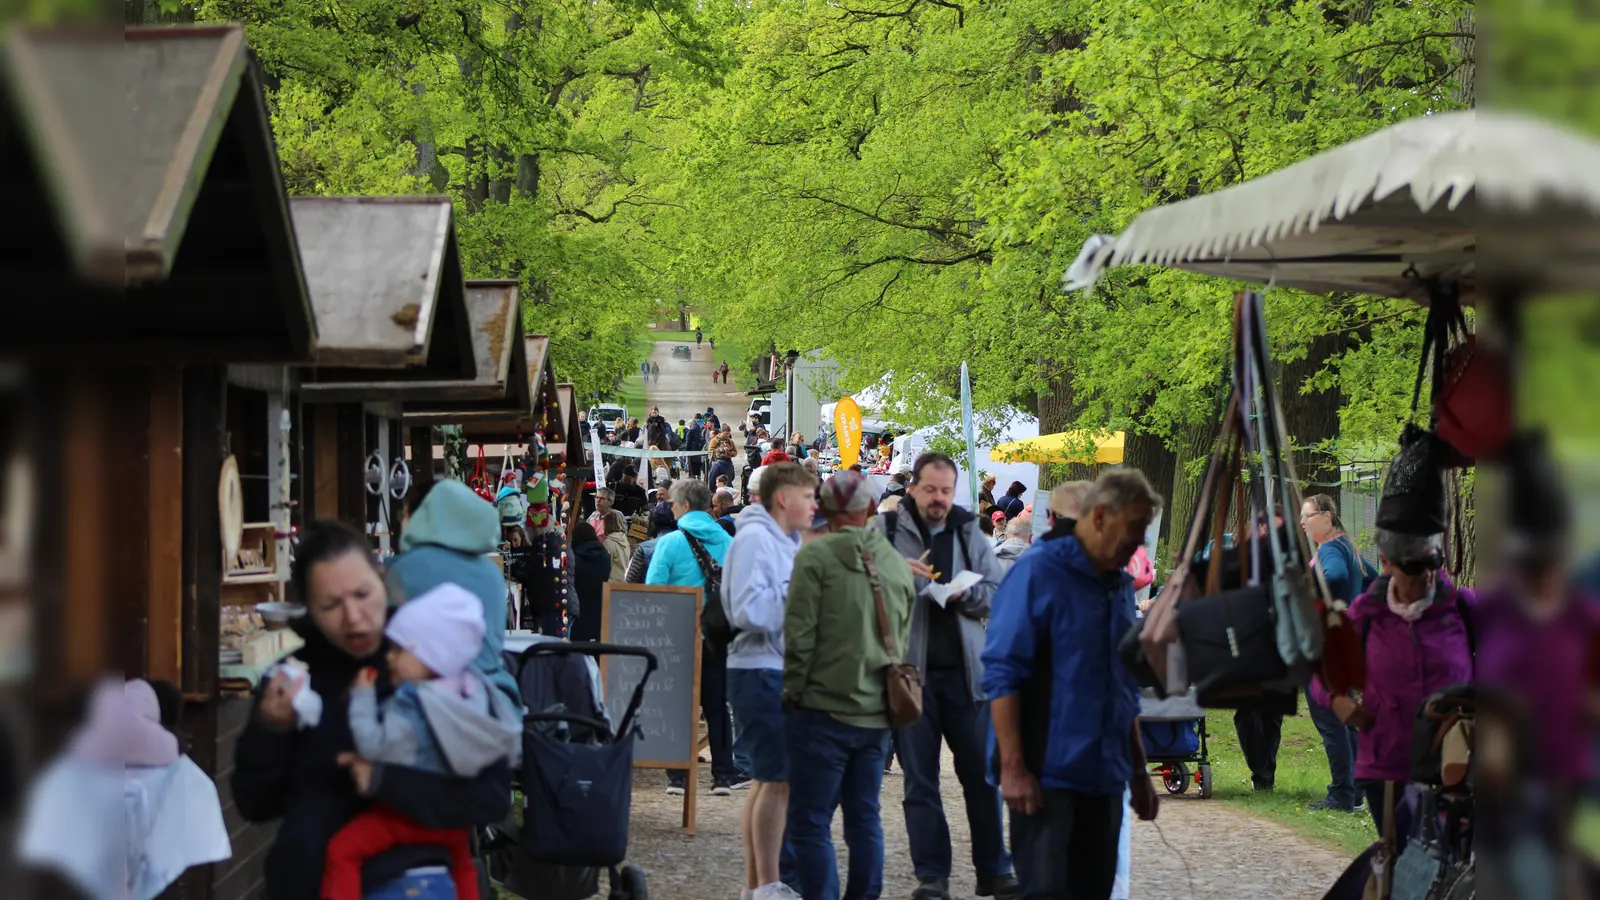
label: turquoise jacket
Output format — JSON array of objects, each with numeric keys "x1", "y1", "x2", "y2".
[
  {"x1": 386, "y1": 480, "x2": 520, "y2": 704},
  {"x1": 645, "y1": 510, "x2": 731, "y2": 589}
]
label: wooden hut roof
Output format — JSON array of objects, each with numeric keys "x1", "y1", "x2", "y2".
[
  {"x1": 437, "y1": 334, "x2": 560, "y2": 444},
  {"x1": 292, "y1": 196, "x2": 474, "y2": 378},
  {"x1": 0, "y1": 25, "x2": 316, "y2": 360},
  {"x1": 301, "y1": 280, "x2": 526, "y2": 414}
]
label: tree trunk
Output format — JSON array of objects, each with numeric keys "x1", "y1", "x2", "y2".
[
  {"x1": 1276, "y1": 328, "x2": 1348, "y2": 496},
  {"x1": 1448, "y1": 469, "x2": 1477, "y2": 586},
  {"x1": 1034, "y1": 364, "x2": 1097, "y2": 489},
  {"x1": 1164, "y1": 417, "x2": 1221, "y2": 570},
  {"x1": 1123, "y1": 429, "x2": 1177, "y2": 557}
]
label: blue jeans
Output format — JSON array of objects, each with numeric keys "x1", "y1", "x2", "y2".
[
  {"x1": 364, "y1": 867, "x2": 456, "y2": 900},
  {"x1": 898, "y1": 667, "x2": 1012, "y2": 880},
  {"x1": 1306, "y1": 688, "x2": 1360, "y2": 808},
  {"x1": 787, "y1": 708, "x2": 888, "y2": 900}
]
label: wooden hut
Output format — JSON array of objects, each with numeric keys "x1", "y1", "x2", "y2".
[
  {"x1": 0, "y1": 25, "x2": 321, "y2": 900},
  {"x1": 291, "y1": 196, "x2": 475, "y2": 552}
]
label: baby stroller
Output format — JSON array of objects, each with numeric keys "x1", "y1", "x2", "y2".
[
  {"x1": 1139, "y1": 687, "x2": 1213, "y2": 798},
  {"x1": 476, "y1": 639, "x2": 656, "y2": 900}
]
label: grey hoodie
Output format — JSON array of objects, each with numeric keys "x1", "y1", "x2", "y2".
[{"x1": 723, "y1": 504, "x2": 801, "y2": 670}]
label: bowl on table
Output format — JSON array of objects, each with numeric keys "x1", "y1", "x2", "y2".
[{"x1": 255, "y1": 601, "x2": 305, "y2": 631}]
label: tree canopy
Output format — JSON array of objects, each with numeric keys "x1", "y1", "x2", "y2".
[{"x1": 161, "y1": 0, "x2": 1486, "y2": 522}]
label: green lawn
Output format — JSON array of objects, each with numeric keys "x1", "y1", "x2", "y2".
[
  {"x1": 1197, "y1": 709, "x2": 1378, "y2": 855},
  {"x1": 614, "y1": 375, "x2": 647, "y2": 415}
]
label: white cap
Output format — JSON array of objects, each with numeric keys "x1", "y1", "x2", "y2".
[{"x1": 385, "y1": 583, "x2": 486, "y2": 679}]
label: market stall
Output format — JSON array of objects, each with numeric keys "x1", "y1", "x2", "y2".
[
  {"x1": 292, "y1": 195, "x2": 475, "y2": 546},
  {"x1": 0, "y1": 24, "x2": 322, "y2": 899}
]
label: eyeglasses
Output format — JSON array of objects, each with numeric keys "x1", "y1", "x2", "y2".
[{"x1": 1393, "y1": 554, "x2": 1444, "y2": 576}]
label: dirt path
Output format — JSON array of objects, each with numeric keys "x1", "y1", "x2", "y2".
[
  {"x1": 603, "y1": 751, "x2": 1350, "y2": 900},
  {"x1": 643, "y1": 338, "x2": 745, "y2": 430}
]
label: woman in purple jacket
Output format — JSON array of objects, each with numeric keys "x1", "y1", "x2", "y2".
[{"x1": 1311, "y1": 528, "x2": 1474, "y2": 834}]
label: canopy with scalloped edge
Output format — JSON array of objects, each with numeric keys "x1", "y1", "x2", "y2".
[{"x1": 1063, "y1": 111, "x2": 1600, "y2": 303}]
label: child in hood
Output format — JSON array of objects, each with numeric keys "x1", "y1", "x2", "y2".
[
  {"x1": 322, "y1": 583, "x2": 522, "y2": 900},
  {"x1": 388, "y1": 479, "x2": 519, "y2": 704}
]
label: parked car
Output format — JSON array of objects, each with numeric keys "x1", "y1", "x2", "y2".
[
  {"x1": 672, "y1": 345, "x2": 692, "y2": 359},
  {"x1": 745, "y1": 398, "x2": 772, "y2": 429},
  {"x1": 589, "y1": 403, "x2": 628, "y2": 430}
]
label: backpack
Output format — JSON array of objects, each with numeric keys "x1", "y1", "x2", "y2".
[{"x1": 685, "y1": 533, "x2": 737, "y2": 652}]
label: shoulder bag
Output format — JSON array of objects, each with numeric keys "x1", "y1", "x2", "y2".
[
  {"x1": 862, "y1": 543, "x2": 922, "y2": 728},
  {"x1": 685, "y1": 534, "x2": 737, "y2": 652}
]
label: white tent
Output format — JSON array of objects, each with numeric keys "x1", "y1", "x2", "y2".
[{"x1": 892, "y1": 412, "x2": 1042, "y2": 510}]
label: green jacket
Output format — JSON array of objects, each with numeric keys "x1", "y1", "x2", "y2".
[{"x1": 783, "y1": 526, "x2": 914, "y2": 729}]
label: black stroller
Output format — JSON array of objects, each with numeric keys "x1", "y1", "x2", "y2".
[{"x1": 476, "y1": 640, "x2": 657, "y2": 900}]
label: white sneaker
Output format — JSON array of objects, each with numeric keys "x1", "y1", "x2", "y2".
[
  {"x1": 665, "y1": 784, "x2": 685, "y2": 796},
  {"x1": 752, "y1": 883, "x2": 802, "y2": 900}
]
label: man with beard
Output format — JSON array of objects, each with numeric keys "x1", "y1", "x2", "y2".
[{"x1": 873, "y1": 454, "x2": 1016, "y2": 900}]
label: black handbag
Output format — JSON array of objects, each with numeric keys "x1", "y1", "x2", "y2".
[
  {"x1": 1175, "y1": 292, "x2": 1323, "y2": 695},
  {"x1": 1176, "y1": 584, "x2": 1289, "y2": 693}
]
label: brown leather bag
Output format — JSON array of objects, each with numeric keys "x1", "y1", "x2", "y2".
[{"x1": 862, "y1": 544, "x2": 923, "y2": 728}]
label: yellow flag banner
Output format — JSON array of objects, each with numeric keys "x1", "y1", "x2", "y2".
[{"x1": 834, "y1": 397, "x2": 864, "y2": 470}]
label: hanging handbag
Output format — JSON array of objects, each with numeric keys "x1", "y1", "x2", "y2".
[
  {"x1": 862, "y1": 544, "x2": 923, "y2": 728},
  {"x1": 1175, "y1": 292, "x2": 1323, "y2": 696},
  {"x1": 1390, "y1": 791, "x2": 1444, "y2": 900},
  {"x1": 1379, "y1": 292, "x2": 1473, "y2": 535},
  {"x1": 1364, "y1": 782, "x2": 1398, "y2": 900},
  {"x1": 470, "y1": 445, "x2": 496, "y2": 503}
]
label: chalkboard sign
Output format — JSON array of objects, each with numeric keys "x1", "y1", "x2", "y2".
[
  {"x1": 599, "y1": 583, "x2": 701, "y2": 762},
  {"x1": 599, "y1": 583, "x2": 703, "y2": 830}
]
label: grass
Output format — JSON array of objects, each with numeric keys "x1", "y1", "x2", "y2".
[
  {"x1": 1198, "y1": 709, "x2": 1378, "y2": 856},
  {"x1": 614, "y1": 375, "x2": 647, "y2": 415}
]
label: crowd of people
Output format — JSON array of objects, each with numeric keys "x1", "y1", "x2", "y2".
[{"x1": 564, "y1": 442, "x2": 1161, "y2": 900}]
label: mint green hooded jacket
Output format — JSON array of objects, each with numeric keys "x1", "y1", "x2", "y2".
[{"x1": 385, "y1": 480, "x2": 520, "y2": 704}]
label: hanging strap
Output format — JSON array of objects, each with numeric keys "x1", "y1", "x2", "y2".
[{"x1": 861, "y1": 544, "x2": 897, "y2": 660}]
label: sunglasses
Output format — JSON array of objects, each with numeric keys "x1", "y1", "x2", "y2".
[{"x1": 1393, "y1": 554, "x2": 1444, "y2": 577}]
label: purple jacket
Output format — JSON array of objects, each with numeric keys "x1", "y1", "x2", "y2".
[
  {"x1": 1474, "y1": 584, "x2": 1600, "y2": 784},
  {"x1": 1312, "y1": 574, "x2": 1475, "y2": 782}
]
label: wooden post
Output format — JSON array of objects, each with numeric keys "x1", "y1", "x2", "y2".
[
  {"x1": 147, "y1": 367, "x2": 184, "y2": 684},
  {"x1": 336, "y1": 403, "x2": 367, "y2": 530},
  {"x1": 409, "y1": 425, "x2": 434, "y2": 483},
  {"x1": 181, "y1": 366, "x2": 226, "y2": 699},
  {"x1": 312, "y1": 404, "x2": 339, "y2": 522}
]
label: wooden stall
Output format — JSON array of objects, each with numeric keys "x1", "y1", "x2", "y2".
[
  {"x1": 409, "y1": 332, "x2": 562, "y2": 484},
  {"x1": 0, "y1": 25, "x2": 320, "y2": 900},
  {"x1": 292, "y1": 196, "x2": 474, "y2": 554},
  {"x1": 553, "y1": 383, "x2": 590, "y2": 538}
]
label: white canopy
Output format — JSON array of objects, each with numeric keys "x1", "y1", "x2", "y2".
[{"x1": 1064, "y1": 111, "x2": 1600, "y2": 302}]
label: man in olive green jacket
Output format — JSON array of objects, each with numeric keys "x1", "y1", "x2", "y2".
[{"x1": 783, "y1": 470, "x2": 914, "y2": 900}]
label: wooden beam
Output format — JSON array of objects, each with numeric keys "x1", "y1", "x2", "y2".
[
  {"x1": 336, "y1": 403, "x2": 367, "y2": 529},
  {"x1": 147, "y1": 367, "x2": 184, "y2": 685},
  {"x1": 408, "y1": 425, "x2": 434, "y2": 484},
  {"x1": 312, "y1": 404, "x2": 339, "y2": 522},
  {"x1": 181, "y1": 367, "x2": 226, "y2": 697},
  {"x1": 62, "y1": 375, "x2": 108, "y2": 683}
]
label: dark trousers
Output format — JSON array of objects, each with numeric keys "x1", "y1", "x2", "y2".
[
  {"x1": 1011, "y1": 789, "x2": 1123, "y2": 900},
  {"x1": 787, "y1": 708, "x2": 888, "y2": 900},
  {"x1": 669, "y1": 643, "x2": 739, "y2": 785},
  {"x1": 1306, "y1": 689, "x2": 1360, "y2": 808},
  {"x1": 1232, "y1": 707, "x2": 1284, "y2": 789},
  {"x1": 898, "y1": 667, "x2": 1011, "y2": 880}
]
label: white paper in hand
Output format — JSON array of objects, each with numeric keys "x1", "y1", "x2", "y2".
[{"x1": 925, "y1": 570, "x2": 983, "y2": 608}]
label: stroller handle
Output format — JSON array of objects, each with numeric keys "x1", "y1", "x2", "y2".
[
  {"x1": 517, "y1": 640, "x2": 660, "y2": 673},
  {"x1": 517, "y1": 640, "x2": 658, "y2": 742}
]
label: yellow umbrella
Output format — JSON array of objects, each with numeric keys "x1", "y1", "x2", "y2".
[{"x1": 988, "y1": 431, "x2": 1125, "y2": 465}]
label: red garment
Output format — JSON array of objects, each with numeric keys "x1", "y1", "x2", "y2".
[{"x1": 321, "y1": 804, "x2": 478, "y2": 900}]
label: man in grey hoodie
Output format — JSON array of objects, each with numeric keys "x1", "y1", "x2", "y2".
[
  {"x1": 994, "y1": 515, "x2": 1032, "y2": 573},
  {"x1": 725, "y1": 463, "x2": 817, "y2": 900},
  {"x1": 874, "y1": 454, "x2": 1017, "y2": 900}
]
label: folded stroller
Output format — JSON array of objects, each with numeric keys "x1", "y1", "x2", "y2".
[{"x1": 475, "y1": 640, "x2": 657, "y2": 900}]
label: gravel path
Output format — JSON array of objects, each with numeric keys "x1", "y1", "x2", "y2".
[
  {"x1": 643, "y1": 338, "x2": 747, "y2": 432},
  {"x1": 596, "y1": 750, "x2": 1350, "y2": 900}
]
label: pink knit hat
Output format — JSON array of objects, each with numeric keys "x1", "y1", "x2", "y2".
[{"x1": 70, "y1": 678, "x2": 179, "y2": 768}]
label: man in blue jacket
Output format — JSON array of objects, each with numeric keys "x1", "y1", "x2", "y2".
[
  {"x1": 983, "y1": 470, "x2": 1162, "y2": 900},
  {"x1": 648, "y1": 478, "x2": 744, "y2": 795}
]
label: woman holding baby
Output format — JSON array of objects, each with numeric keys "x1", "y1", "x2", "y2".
[{"x1": 233, "y1": 506, "x2": 520, "y2": 900}]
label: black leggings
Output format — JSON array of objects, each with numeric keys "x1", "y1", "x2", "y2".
[{"x1": 1359, "y1": 779, "x2": 1405, "y2": 836}]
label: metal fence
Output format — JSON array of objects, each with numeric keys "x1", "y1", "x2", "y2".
[{"x1": 1338, "y1": 463, "x2": 1388, "y2": 566}]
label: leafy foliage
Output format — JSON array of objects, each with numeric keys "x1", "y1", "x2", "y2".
[{"x1": 190, "y1": 0, "x2": 1474, "y2": 471}]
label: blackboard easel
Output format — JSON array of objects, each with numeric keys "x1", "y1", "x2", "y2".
[{"x1": 599, "y1": 582, "x2": 703, "y2": 834}]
